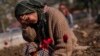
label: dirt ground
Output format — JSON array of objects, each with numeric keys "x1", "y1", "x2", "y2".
[
  {"x1": 0, "y1": 17, "x2": 100, "y2": 56},
  {"x1": 72, "y1": 17, "x2": 100, "y2": 56}
]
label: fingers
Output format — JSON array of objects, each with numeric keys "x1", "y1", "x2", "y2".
[{"x1": 20, "y1": 15, "x2": 28, "y2": 20}]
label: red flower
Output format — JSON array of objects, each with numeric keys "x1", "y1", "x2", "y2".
[
  {"x1": 40, "y1": 38, "x2": 52, "y2": 49},
  {"x1": 63, "y1": 34, "x2": 68, "y2": 43}
]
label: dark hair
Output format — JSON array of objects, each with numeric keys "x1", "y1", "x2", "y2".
[
  {"x1": 59, "y1": 2, "x2": 69, "y2": 10},
  {"x1": 95, "y1": 14, "x2": 100, "y2": 24},
  {"x1": 15, "y1": 0, "x2": 44, "y2": 19}
]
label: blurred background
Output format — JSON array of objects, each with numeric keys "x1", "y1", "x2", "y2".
[{"x1": 0, "y1": 0, "x2": 100, "y2": 56}]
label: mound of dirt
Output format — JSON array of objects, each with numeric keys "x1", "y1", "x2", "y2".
[
  {"x1": 72, "y1": 18, "x2": 100, "y2": 56},
  {"x1": 0, "y1": 18, "x2": 100, "y2": 56},
  {"x1": 0, "y1": 44, "x2": 24, "y2": 56}
]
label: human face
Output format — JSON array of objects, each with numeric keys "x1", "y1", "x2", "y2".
[
  {"x1": 19, "y1": 12, "x2": 38, "y2": 25},
  {"x1": 59, "y1": 5, "x2": 69, "y2": 15}
]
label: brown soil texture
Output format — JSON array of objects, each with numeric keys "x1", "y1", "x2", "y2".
[
  {"x1": 0, "y1": 18, "x2": 100, "y2": 56},
  {"x1": 0, "y1": 44, "x2": 24, "y2": 56},
  {"x1": 72, "y1": 18, "x2": 100, "y2": 56}
]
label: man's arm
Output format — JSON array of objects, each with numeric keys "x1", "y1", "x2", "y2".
[{"x1": 50, "y1": 8, "x2": 77, "y2": 56}]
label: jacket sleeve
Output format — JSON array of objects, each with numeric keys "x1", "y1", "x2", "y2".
[{"x1": 51, "y1": 8, "x2": 77, "y2": 56}]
